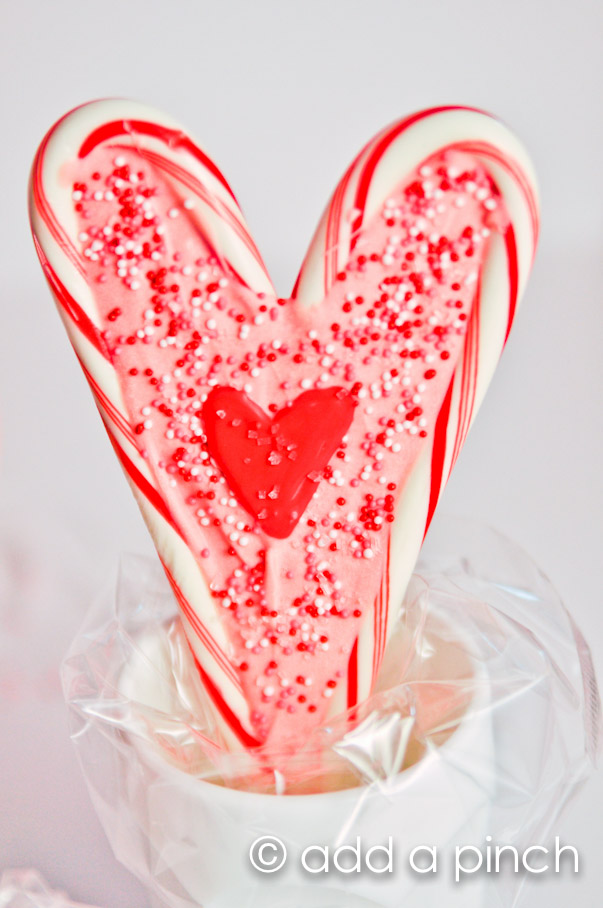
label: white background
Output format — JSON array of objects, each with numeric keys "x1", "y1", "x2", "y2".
[{"x1": 0, "y1": 1, "x2": 601, "y2": 905}]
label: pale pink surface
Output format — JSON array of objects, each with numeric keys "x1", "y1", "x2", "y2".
[{"x1": 66, "y1": 145, "x2": 507, "y2": 744}]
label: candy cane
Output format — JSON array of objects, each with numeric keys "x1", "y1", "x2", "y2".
[
  {"x1": 30, "y1": 99, "x2": 274, "y2": 747},
  {"x1": 294, "y1": 106, "x2": 538, "y2": 705},
  {"x1": 30, "y1": 101, "x2": 538, "y2": 753}
]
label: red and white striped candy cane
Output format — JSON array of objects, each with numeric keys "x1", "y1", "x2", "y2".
[
  {"x1": 30, "y1": 100, "x2": 276, "y2": 748},
  {"x1": 294, "y1": 106, "x2": 538, "y2": 705}
]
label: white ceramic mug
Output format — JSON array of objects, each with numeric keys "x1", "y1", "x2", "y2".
[{"x1": 114, "y1": 609, "x2": 494, "y2": 908}]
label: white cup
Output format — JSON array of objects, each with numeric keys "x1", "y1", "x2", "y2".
[{"x1": 114, "y1": 606, "x2": 494, "y2": 908}]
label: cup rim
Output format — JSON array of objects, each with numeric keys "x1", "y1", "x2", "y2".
[{"x1": 123, "y1": 605, "x2": 491, "y2": 804}]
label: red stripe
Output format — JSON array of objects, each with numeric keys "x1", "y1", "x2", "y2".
[
  {"x1": 325, "y1": 178, "x2": 343, "y2": 292},
  {"x1": 290, "y1": 269, "x2": 302, "y2": 298},
  {"x1": 163, "y1": 564, "x2": 240, "y2": 690},
  {"x1": 461, "y1": 302, "x2": 478, "y2": 455},
  {"x1": 139, "y1": 147, "x2": 267, "y2": 272},
  {"x1": 292, "y1": 155, "x2": 355, "y2": 300},
  {"x1": 34, "y1": 239, "x2": 109, "y2": 359},
  {"x1": 372, "y1": 589, "x2": 381, "y2": 686},
  {"x1": 503, "y1": 225, "x2": 519, "y2": 344},
  {"x1": 293, "y1": 106, "x2": 488, "y2": 299},
  {"x1": 373, "y1": 585, "x2": 381, "y2": 674},
  {"x1": 189, "y1": 647, "x2": 261, "y2": 749},
  {"x1": 347, "y1": 637, "x2": 359, "y2": 709},
  {"x1": 452, "y1": 325, "x2": 471, "y2": 469},
  {"x1": 350, "y1": 106, "x2": 485, "y2": 248},
  {"x1": 131, "y1": 149, "x2": 254, "y2": 291},
  {"x1": 455, "y1": 140, "x2": 539, "y2": 248},
  {"x1": 78, "y1": 118, "x2": 238, "y2": 203},
  {"x1": 425, "y1": 377, "x2": 454, "y2": 536},
  {"x1": 371, "y1": 537, "x2": 390, "y2": 685},
  {"x1": 106, "y1": 430, "x2": 182, "y2": 538},
  {"x1": 451, "y1": 283, "x2": 480, "y2": 468},
  {"x1": 30, "y1": 118, "x2": 87, "y2": 280},
  {"x1": 79, "y1": 358, "x2": 137, "y2": 446},
  {"x1": 381, "y1": 539, "x2": 390, "y2": 666},
  {"x1": 328, "y1": 155, "x2": 358, "y2": 290},
  {"x1": 468, "y1": 282, "x2": 481, "y2": 430}
]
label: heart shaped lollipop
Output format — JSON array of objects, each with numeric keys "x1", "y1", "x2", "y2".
[{"x1": 30, "y1": 101, "x2": 538, "y2": 749}]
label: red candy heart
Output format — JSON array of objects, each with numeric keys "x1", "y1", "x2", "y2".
[{"x1": 202, "y1": 387, "x2": 356, "y2": 538}]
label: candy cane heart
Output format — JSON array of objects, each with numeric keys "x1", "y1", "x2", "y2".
[{"x1": 30, "y1": 100, "x2": 538, "y2": 751}]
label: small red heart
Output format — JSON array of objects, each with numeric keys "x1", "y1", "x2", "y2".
[{"x1": 202, "y1": 387, "x2": 356, "y2": 538}]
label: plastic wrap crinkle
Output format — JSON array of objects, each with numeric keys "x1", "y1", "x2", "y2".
[
  {"x1": 61, "y1": 520, "x2": 601, "y2": 908},
  {"x1": 0, "y1": 870, "x2": 100, "y2": 908}
]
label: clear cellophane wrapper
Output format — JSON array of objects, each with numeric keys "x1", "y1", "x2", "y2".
[
  {"x1": 0, "y1": 870, "x2": 99, "y2": 908},
  {"x1": 61, "y1": 520, "x2": 601, "y2": 908}
]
